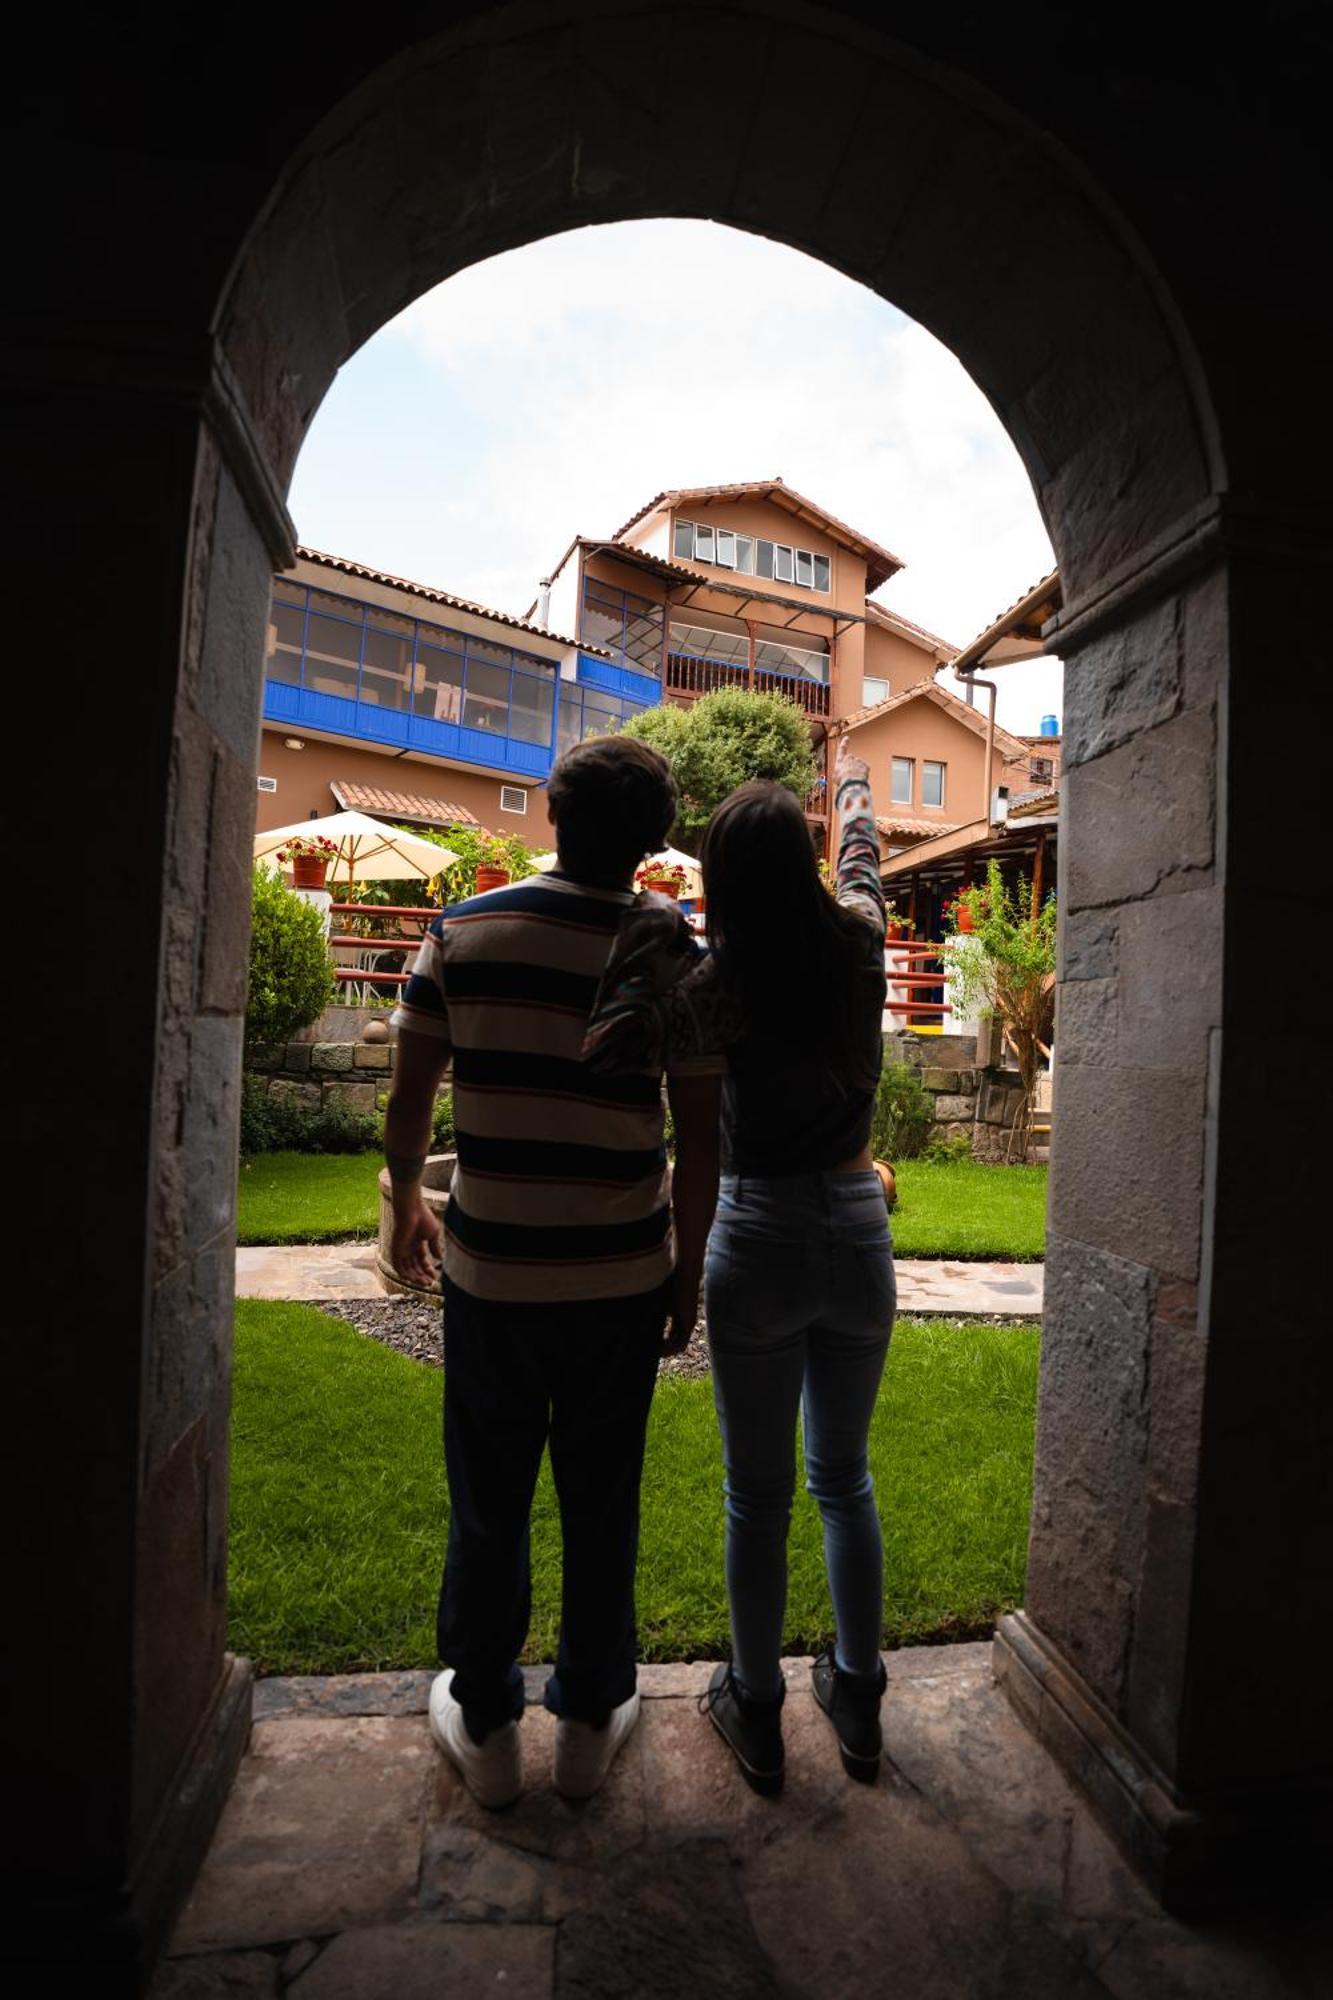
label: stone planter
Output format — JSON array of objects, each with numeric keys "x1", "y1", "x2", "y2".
[{"x1": 376, "y1": 1153, "x2": 456, "y2": 1299}]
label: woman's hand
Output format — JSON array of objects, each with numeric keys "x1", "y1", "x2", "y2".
[{"x1": 834, "y1": 733, "x2": 870, "y2": 786}]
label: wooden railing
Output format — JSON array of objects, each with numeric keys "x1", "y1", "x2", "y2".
[{"x1": 665, "y1": 651, "x2": 831, "y2": 717}]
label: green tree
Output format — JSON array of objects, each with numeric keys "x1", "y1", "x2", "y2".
[
  {"x1": 944, "y1": 859, "x2": 1057, "y2": 1160},
  {"x1": 622, "y1": 686, "x2": 817, "y2": 840},
  {"x1": 246, "y1": 865, "x2": 336, "y2": 1050}
]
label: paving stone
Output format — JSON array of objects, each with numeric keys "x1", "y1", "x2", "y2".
[
  {"x1": 172, "y1": 1717, "x2": 434, "y2": 1951},
  {"x1": 554, "y1": 1837, "x2": 780, "y2": 2000},
  {"x1": 1094, "y1": 1912, "x2": 1333, "y2": 2000},
  {"x1": 150, "y1": 1952, "x2": 280, "y2": 1998},
  {"x1": 253, "y1": 1670, "x2": 435, "y2": 1721},
  {"x1": 288, "y1": 1924, "x2": 554, "y2": 1999}
]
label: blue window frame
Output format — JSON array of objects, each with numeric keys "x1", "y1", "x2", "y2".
[
  {"x1": 579, "y1": 576, "x2": 665, "y2": 674},
  {"x1": 557, "y1": 682, "x2": 658, "y2": 754}
]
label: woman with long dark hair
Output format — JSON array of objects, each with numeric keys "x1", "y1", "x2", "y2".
[{"x1": 584, "y1": 737, "x2": 894, "y2": 1793}]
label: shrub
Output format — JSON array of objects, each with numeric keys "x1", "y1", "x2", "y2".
[
  {"x1": 240, "y1": 1073, "x2": 456, "y2": 1157},
  {"x1": 869, "y1": 1061, "x2": 935, "y2": 1162},
  {"x1": 246, "y1": 865, "x2": 336, "y2": 1051},
  {"x1": 924, "y1": 1133, "x2": 973, "y2": 1165}
]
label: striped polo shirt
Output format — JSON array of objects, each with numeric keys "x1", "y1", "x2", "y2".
[{"x1": 390, "y1": 874, "x2": 721, "y2": 1304}]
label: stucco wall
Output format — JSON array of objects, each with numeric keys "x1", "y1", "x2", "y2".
[{"x1": 254, "y1": 730, "x2": 546, "y2": 842}]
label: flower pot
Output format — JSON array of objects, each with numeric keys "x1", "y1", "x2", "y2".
[
  {"x1": 886, "y1": 921, "x2": 904, "y2": 942},
  {"x1": 475, "y1": 865, "x2": 511, "y2": 894},
  {"x1": 292, "y1": 855, "x2": 329, "y2": 890},
  {"x1": 644, "y1": 876, "x2": 680, "y2": 899},
  {"x1": 955, "y1": 904, "x2": 975, "y2": 934}
]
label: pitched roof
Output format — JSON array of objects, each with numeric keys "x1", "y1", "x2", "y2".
[
  {"x1": 864, "y1": 599, "x2": 957, "y2": 661},
  {"x1": 612, "y1": 480, "x2": 906, "y2": 592},
  {"x1": 952, "y1": 569, "x2": 1062, "y2": 673},
  {"x1": 330, "y1": 781, "x2": 485, "y2": 830},
  {"x1": 876, "y1": 813, "x2": 963, "y2": 840},
  {"x1": 292, "y1": 546, "x2": 599, "y2": 653},
  {"x1": 837, "y1": 678, "x2": 1031, "y2": 760}
]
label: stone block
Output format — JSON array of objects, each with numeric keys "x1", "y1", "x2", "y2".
[
  {"x1": 150, "y1": 1950, "x2": 279, "y2": 1997},
  {"x1": 323, "y1": 1081, "x2": 376, "y2": 1113},
  {"x1": 289, "y1": 1925, "x2": 554, "y2": 2000},
  {"x1": 921, "y1": 1067, "x2": 955, "y2": 1091},
  {"x1": 978, "y1": 1074, "x2": 1023, "y2": 1125},
  {"x1": 1063, "y1": 706, "x2": 1215, "y2": 910},
  {"x1": 353, "y1": 1043, "x2": 391, "y2": 1071},
  {"x1": 1026, "y1": 1232, "x2": 1155, "y2": 1711},
  {"x1": 269, "y1": 1079, "x2": 319, "y2": 1112},
  {"x1": 1061, "y1": 593, "x2": 1183, "y2": 769},
  {"x1": 246, "y1": 1045, "x2": 281, "y2": 1074},
  {"x1": 1049, "y1": 1063, "x2": 1205, "y2": 1280},
  {"x1": 1117, "y1": 885, "x2": 1222, "y2": 1073},
  {"x1": 1062, "y1": 907, "x2": 1118, "y2": 982},
  {"x1": 283, "y1": 1042, "x2": 313, "y2": 1073},
  {"x1": 933, "y1": 1094, "x2": 977, "y2": 1121},
  {"x1": 311, "y1": 1042, "x2": 354, "y2": 1073},
  {"x1": 1056, "y1": 976, "x2": 1118, "y2": 1066}
]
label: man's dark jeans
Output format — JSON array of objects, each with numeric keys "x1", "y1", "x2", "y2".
[{"x1": 438, "y1": 1273, "x2": 667, "y2": 1738}]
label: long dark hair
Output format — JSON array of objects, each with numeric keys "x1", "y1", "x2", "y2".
[{"x1": 700, "y1": 781, "x2": 880, "y2": 1089}]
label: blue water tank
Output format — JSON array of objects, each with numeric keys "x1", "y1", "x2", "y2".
[{"x1": 1039, "y1": 713, "x2": 1059, "y2": 737}]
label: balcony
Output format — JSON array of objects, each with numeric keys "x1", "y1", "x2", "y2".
[
  {"x1": 665, "y1": 651, "x2": 830, "y2": 718},
  {"x1": 263, "y1": 679, "x2": 552, "y2": 779}
]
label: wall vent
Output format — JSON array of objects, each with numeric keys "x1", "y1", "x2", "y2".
[
  {"x1": 499, "y1": 786, "x2": 527, "y2": 815},
  {"x1": 257, "y1": 776, "x2": 278, "y2": 793}
]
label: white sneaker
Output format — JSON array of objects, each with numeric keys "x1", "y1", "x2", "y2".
[
  {"x1": 553, "y1": 1691, "x2": 641, "y2": 1799},
  {"x1": 428, "y1": 1669, "x2": 522, "y2": 1809}
]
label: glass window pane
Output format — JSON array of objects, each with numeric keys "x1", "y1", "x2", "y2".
[
  {"x1": 756, "y1": 540, "x2": 774, "y2": 579},
  {"x1": 509, "y1": 668, "x2": 555, "y2": 744},
  {"x1": 413, "y1": 641, "x2": 463, "y2": 720},
  {"x1": 265, "y1": 600, "x2": 304, "y2": 686},
  {"x1": 305, "y1": 611, "x2": 362, "y2": 698},
  {"x1": 272, "y1": 579, "x2": 305, "y2": 608},
  {"x1": 773, "y1": 545, "x2": 794, "y2": 583},
  {"x1": 581, "y1": 691, "x2": 620, "y2": 739},
  {"x1": 863, "y1": 677, "x2": 889, "y2": 706},
  {"x1": 581, "y1": 578, "x2": 622, "y2": 654},
  {"x1": 813, "y1": 555, "x2": 831, "y2": 592},
  {"x1": 361, "y1": 619, "x2": 415, "y2": 709},
  {"x1": 891, "y1": 758, "x2": 914, "y2": 804},
  {"x1": 694, "y1": 524, "x2": 715, "y2": 563},
  {"x1": 754, "y1": 636, "x2": 828, "y2": 681},
  {"x1": 671, "y1": 622, "x2": 748, "y2": 667},
  {"x1": 467, "y1": 635, "x2": 514, "y2": 670},
  {"x1": 558, "y1": 690, "x2": 582, "y2": 755},
  {"x1": 716, "y1": 530, "x2": 736, "y2": 568},
  {"x1": 734, "y1": 535, "x2": 754, "y2": 574},
  {"x1": 922, "y1": 761, "x2": 946, "y2": 807},
  {"x1": 463, "y1": 659, "x2": 511, "y2": 731},
  {"x1": 795, "y1": 549, "x2": 814, "y2": 588},
  {"x1": 673, "y1": 518, "x2": 694, "y2": 559},
  {"x1": 623, "y1": 594, "x2": 664, "y2": 673}
]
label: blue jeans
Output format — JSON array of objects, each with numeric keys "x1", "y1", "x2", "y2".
[{"x1": 704, "y1": 1170, "x2": 896, "y2": 1700}]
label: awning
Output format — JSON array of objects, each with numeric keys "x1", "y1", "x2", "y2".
[{"x1": 330, "y1": 781, "x2": 483, "y2": 829}]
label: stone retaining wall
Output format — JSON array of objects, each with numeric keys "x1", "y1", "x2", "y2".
[
  {"x1": 248, "y1": 1032, "x2": 398, "y2": 1115},
  {"x1": 883, "y1": 1031, "x2": 1028, "y2": 1162}
]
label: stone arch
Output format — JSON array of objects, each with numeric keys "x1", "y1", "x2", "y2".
[{"x1": 24, "y1": 3, "x2": 1324, "y2": 1979}]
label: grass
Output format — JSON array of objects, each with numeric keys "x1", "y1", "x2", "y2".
[
  {"x1": 229, "y1": 1300, "x2": 1040, "y2": 1676},
  {"x1": 237, "y1": 1151, "x2": 380, "y2": 1244},
  {"x1": 889, "y1": 1160, "x2": 1048, "y2": 1261},
  {"x1": 237, "y1": 1151, "x2": 1049, "y2": 1260}
]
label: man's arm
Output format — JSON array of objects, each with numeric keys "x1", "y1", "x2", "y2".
[
  {"x1": 383, "y1": 1028, "x2": 453, "y2": 1289},
  {"x1": 664, "y1": 1070, "x2": 722, "y2": 1356}
]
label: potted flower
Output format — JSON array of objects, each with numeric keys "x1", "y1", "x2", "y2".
[
  {"x1": 475, "y1": 862, "x2": 511, "y2": 893},
  {"x1": 942, "y1": 888, "x2": 982, "y2": 935},
  {"x1": 885, "y1": 901, "x2": 905, "y2": 942},
  {"x1": 277, "y1": 833, "x2": 339, "y2": 891},
  {"x1": 636, "y1": 860, "x2": 688, "y2": 900}
]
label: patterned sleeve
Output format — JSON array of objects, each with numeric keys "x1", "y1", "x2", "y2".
[
  {"x1": 389, "y1": 915, "x2": 453, "y2": 1044},
  {"x1": 582, "y1": 895, "x2": 731, "y2": 1078},
  {"x1": 833, "y1": 753, "x2": 886, "y2": 938}
]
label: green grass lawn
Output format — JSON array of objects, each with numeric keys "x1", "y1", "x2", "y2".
[
  {"x1": 237, "y1": 1151, "x2": 1048, "y2": 1260},
  {"x1": 237, "y1": 1152, "x2": 380, "y2": 1244},
  {"x1": 229, "y1": 1300, "x2": 1040, "y2": 1675},
  {"x1": 890, "y1": 1160, "x2": 1048, "y2": 1261}
]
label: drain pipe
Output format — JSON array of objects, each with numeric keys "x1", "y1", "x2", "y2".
[
  {"x1": 535, "y1": 579, "x2": 552, "y2": 627},
  {"x1": 957, "y1": 665, "x2": 999, "y2": 822}
]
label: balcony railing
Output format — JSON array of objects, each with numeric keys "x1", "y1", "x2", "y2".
[{"x1": 665, "y1": 652, "x2": 831, "y2": 718}]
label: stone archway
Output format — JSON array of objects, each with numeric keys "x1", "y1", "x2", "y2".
[{"x1": 16, "y1": 2, "x2": 1326, "y2": 1981}]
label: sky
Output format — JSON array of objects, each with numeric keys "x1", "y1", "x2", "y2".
[{"x1": 289, "y1": 220, "x2": 1062, "y2": 734}]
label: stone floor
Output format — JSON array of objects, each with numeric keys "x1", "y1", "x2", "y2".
[
  {"x1": 156, "y1": 1645, "x2": 1327, "y2": 1999},
  {"x1": 235, "y1": 1242, "x2": 1043, "y2": 1318}
]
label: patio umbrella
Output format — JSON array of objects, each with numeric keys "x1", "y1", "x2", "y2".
[
  {"x1": 253, "y1": 810, "x2": 457, "y2": 890},
  {"x1": 532, "y1": 845, "x2": 703, "y2": 897}
]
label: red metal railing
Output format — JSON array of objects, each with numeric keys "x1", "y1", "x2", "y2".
[
  {"x1": 665, "y1": 652, "x2": 831, "y2": 718},
  {"x1": 327, "y1": 902, "x2": 436, "y2": 991},
  {"x1": 883, "y1": 939, "x2": 949, "y2": 1022}
]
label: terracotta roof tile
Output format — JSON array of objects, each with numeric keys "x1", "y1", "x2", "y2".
[
  {"x1": 330, "y1": 781, "x2": 485, "y2": 829},
  {"x1": 837, "y1": 678, "x2": 1030, "y2": 760},
  {"x1": 293, "y1": 546, "x2": 607, "y2": 655},
  {"x1": 876, "y1": 813, "x2": 963, "y2": 840}
]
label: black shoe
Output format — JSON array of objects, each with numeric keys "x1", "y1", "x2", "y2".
[
  {"x1": 811, "y1": 1650, "x2": 886, "y2": 1783},
  {"x1": 700, "y1": 1663, "x2": 785, "y2": 1796}
]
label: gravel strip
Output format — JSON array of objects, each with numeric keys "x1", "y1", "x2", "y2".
[{"x1": 317, "y1": 1296, "x2": 714, "y2": 1377}]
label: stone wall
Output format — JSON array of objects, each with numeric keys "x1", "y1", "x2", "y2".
[
  {"x1": 882, "y1": 1031, "x2": 1028, "y2": 1161},
  {"x1": 248, "y1": 1034, "x2": 397, "y2": 1116}
]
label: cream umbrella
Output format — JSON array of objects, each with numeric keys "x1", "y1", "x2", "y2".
[{"x1": 253, "y1": 810, "x2": 457, "y2": 890}]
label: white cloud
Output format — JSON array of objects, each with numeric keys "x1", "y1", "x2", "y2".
[{"x1": 289, "y1": 220, "x2": 1062, "y2": 732}]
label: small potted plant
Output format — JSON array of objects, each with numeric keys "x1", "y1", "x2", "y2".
[
  {"x1": 636, "y1": 860, "x2": 688, "y2": 900},
  {"x1": 942, "y1": 887, "x2": 982, "y2": 935},
  {"x1": 277, "y1": 833, "x2": 339, "y2": 891},
  {"x1": 885, "y1": 901, "x2": 905, "y2": 942}
]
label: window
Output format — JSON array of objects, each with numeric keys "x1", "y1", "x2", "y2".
[
  {"x1": 1029, "y1": 756, "x2": 1054, "y2": 785},
  {"x1": 734, "y1": 535, "x2": 755, "y2": 574},
  {"x1": 773, "y1": 543, "x2": 795, "y2": 583},
  {"x1": 922, "y1": 760, "x2": 946, "y2": 807},
  {"x1": 715, "y1": 529, "x2": 736, "y2": 568},
  {"x1": 580, "y1": 577, "x2": 665, "y2": 674},
  {"x1": 795, "y1": 549, "x2": 814, "y2": 588},
  {"x1": 412, "y1": 636, "x2": 464, "y2": 721},
  {"x1": 753, "y1": 634, "x2": 829, "y2": 682},
  {"x1": 812, "y1": 555, "x2": 831, "y2": 593},
  {"x1": 362, "y1": 615, "x2": 416, "y2": 711},
  {"x1": 304, "y1": 592, "x2": 363, "y2": 698},
  {"x1": 673, "y1": 517, "x2": 693, "y2": 560},
  {"x1": 507, "y1": 666, "x2": 554, "y2": 744},
  {"x1": 863, "y1": 677, "x2": 889, "y2": 707},
  {"x1": 670, "y1": 621, "x2": 749, "y2": 667},
  {"x1": 558, "y1": 683, "x2": 652, "y2": 749},
  {"x1": 675, "y1": 521, "x2": 828, "y2": 590},
  {"x1": 755, "y1": 539, "x2": 774, "y2": 579},
  {"x1": 499, "y1": 785, "x2": 527, "y2": 815},
  {"x1": 694, "y1": 524, "x2": 715, "y2": 563},
  {"x1": 891, "y1": 757, "x2": 914, "y2": 804}
]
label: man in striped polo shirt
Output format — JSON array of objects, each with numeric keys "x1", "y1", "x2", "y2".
[{"x1": 384, "y1": 737, "x2": 723, "y2": 1808}]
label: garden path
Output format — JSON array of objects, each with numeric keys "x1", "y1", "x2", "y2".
[
  {"x1": 234, "y1": 1244, "x2": 1043, "y2": 1318},
  {"x1": 156, "y1": 1645, "x2": 1323, "y2": 1999}
]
